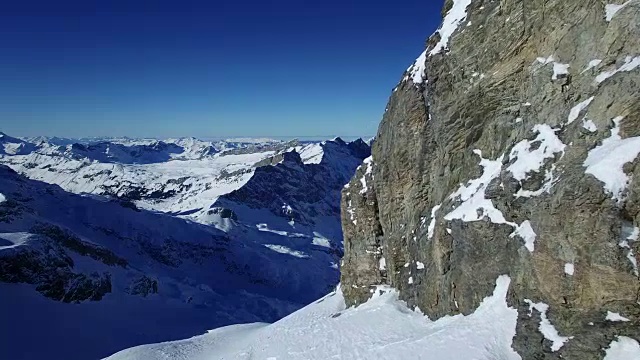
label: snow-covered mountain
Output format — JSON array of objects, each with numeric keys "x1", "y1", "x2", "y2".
[
  {"x1": 0, "y1": 134, "x2": 369, "y2": 359},
  {"x1": 0, "y1": 132, "x2": 37, "y2": 155},
  {"x1": 0, "y1": 134, "x2": 363, "y2": 226}
]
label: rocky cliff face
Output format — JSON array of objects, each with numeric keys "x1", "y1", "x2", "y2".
[{"x1": 341, "y1": 0, "x2": 640, "y2": 358}]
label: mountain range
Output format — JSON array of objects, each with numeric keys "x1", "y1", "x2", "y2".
[{"x1": 0, "y1": 133, "x2": 369, "y2": 359}]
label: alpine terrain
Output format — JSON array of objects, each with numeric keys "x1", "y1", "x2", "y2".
[
  {"x1": 0, "y1": 134, "x2": 370, "y2": 359},
  {"x1": 106, "y1": 0, "x2": 640, "y2": 359}
]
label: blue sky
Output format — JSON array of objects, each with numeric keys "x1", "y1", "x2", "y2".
[{"x1": 0, "y1": 0, "x2": 443, "y2": 138}]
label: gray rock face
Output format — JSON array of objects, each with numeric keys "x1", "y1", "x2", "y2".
[
  {"x1": 341, "y1": 157, "x2": 386, "y2": 304},
  {"x1": 341, "y1": 0, "x2": 640, "y2": 358}
]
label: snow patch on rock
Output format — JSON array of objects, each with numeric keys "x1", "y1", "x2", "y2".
[
  {"x1": 619, "y1": 224, "x2": 639, "y2": 276},
  {"x1": 429, "y1": 0, "x2": 473, "y2": 56},
  {"x1": 379, "y1": 257, "x2": 387, "y2": 271},
  {"x1": 524, "y1": 300, "x2": 572, "y2": 352},
  {"x1": 444, "y1": 150, "x2": 507, "y2": 224},
  {"x1": 536, "y1": 56, "x2": 555, "y2": 65},
  {"x1": 508, "y1": 124, "x2": 566, "y2": 181},
  {"x1": 346, "y1": 199, "x2": 357, "y2": 226},
  {"x1": 445, "y1": 150, "x2": 540, "y2": 251},
  {"x1": 427, "y1": 204, "x2": 442, "y2": 239},
  {"x1": 552, "y1": 62, "x2": 570, "y2": 80},
  {"x1": 406, "y1": 50, "x2": 428, "y2": 84},
  {"x1": 510, "y1": 221, "x2": 537, "y2": 252},
  {"x1": 564, "y1": 263, "x2": 575, "y2": 276},
  {"x1": 603, "y1": 336, "x2": 640, "y2": 360},
  {"x1": 359, "y1": 156, "x2": 373, "y2": 195},
  {"x1": 605, "y1": 2, "x2": 632, "y2": 22},
  {"x1": 583, "y1": 119, "x2": 598, "y2": 132},
  {"x1": 595, "y1": 56, "x2": 640, "y2": 84},
  {"x1": 584, "y1": 116, "x2": 640, "y2": 201},
  {"x1": 606, "y1": 311, "x2": 630, "y2": 322},
  {"x1": 581, "y1": 59, "x2": 602, "y2": 74},
  {"x1": 534, "y1": 56, "x2": 570, "y2": 80},
  {"x1": 515, "y1": 164, "x2": 559, "y2": 198},
  {"x1": 567, "y1": 97, "x2": 595, "y2": 124}
]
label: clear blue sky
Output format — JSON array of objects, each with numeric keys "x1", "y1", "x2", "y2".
[{"x1": 0, "y1": 0, "x2": 443, "y2": 138}]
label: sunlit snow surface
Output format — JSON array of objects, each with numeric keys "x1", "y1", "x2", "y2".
[
  {"x1": 429, "y1": 0, "x2": 473, "y2": 56},
  {"x1": 404, "y1": 0, "x2": 472, "y2": 84},
  {"x1": 595, "y1": 56, "x2": 640, "y2": 84},
  {"x1": 604, "y1": 336, "x2": 640, "y2": 360},
  {"x1": 606, "y1": 311, "x2": 631, "y2": 322},
  {"x1": 297, "y1": 143, "x2": 325, "y2": 164},
  {"x1": 2, "y1": 149, "x2": 274, "y2": 223},
  {"x1": 523, "y1": 300, "x2": 571, "y2": 352},
  {"x1": 567, "y1": 97, "x2": 594, "y2": 124},
  {"x1": 584, "y1": 116, "x2": 640, "y2": 201},
  {"x1": 106, "y1": 276, "x2": 520, "y2": 360},
  {"x1": 581, "y1": 59, "x2": 602, "y2": 74}
]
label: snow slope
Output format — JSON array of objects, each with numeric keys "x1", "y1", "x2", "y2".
[{"x1": 107, "y1": 275, "x2": 520, "y2": 360}]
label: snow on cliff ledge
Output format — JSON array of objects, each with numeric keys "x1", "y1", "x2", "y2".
[
  {"x1": 584, "y1": 116, "x2": 640, "y2": 201},
  {"x1": 106, "y1": 275, "x2": 520, "y2": 360},
  {"x1": 405, "y1": 0, "x2": 472, "y2": 84}
]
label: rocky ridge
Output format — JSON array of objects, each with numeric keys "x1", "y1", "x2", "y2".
[{"x1": 341, "y1": 1, "x2": 640, "y2": 359}]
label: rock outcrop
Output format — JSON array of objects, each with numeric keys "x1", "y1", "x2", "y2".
[
  {"x1": 341, "y1": 1, "x2": 640, "y2": 358},
  {"x1": 0, "y1": 233, "x2": 113, "y2": 303}
]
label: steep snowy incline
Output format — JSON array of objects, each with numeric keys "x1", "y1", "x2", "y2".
[{"x1": 106, "y1": 275, "x2": 521, "y2": 360}]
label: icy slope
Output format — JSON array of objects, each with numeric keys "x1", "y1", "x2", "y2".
[{"x1": 106, "y1": 275, "x2": 520, "y2": 360}]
